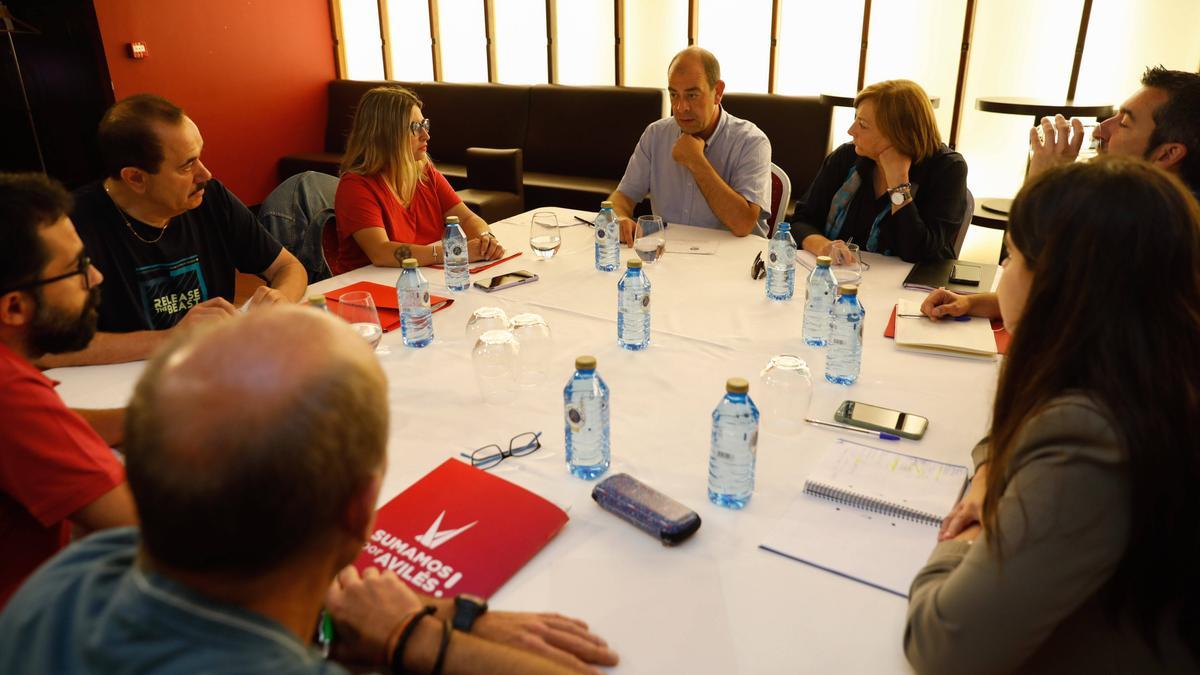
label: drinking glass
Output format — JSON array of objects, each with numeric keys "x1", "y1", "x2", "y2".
[
  {"x1": 335, "y1": 291, "x2": 383, "y2": 350},
  {"x1": 465, "y1": 306, "x2": 510, "y2": 342},
  {"x1": 529, "y1": 211, "x2": 562, "y2": 260},
  {"x1": 472, "y1": 329, "x2": 519, "y2": 404},
  {"x1": 758, "y1": 354, "x2": 813, "y2": 435},
  {"x1": 832, "y1": 243, "x2": 863, "y2": 287},
  {"x1": 633, "y1": 215, "x2": 666, "y2": 264},
  {"x1": 509, "y1": 313, "x2": 552, "y2": 387}
]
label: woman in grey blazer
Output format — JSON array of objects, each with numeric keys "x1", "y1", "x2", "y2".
[{"x1": 905, "y1": 157, "x2": 1200, "y2": 674}]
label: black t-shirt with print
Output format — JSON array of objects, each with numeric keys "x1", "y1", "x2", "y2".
[{"x1": 72, "y1": 179, "x2": 283, "y2": 332}]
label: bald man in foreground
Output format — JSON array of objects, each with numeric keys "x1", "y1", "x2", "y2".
[
  {"x1": 609, "y1": 46, "x2": 772, "y2": 241},
  {"x1": 0, "y1": 307, "x2": 618, "y2": 674}
]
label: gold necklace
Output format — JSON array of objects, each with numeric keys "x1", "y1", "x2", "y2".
[{"x1": 104, "y1": 183, "x2": 169, "y2": 244}]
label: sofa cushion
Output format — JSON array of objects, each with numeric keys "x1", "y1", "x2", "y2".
[
  {"x1": 721, "y1": 93, "x2": 832, "y2": 202},
  {"x1": 524, "y1": 85, "x2": 664, "y2": 181}
]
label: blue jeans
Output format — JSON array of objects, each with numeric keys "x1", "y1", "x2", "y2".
[{"x1": 258, "y1": 171, "x2": 339, "y2": 283}]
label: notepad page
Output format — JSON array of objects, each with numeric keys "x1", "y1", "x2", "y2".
[
  {"x1": 894, "y1": 299, "x2": 997, "y2": 358},
  {"x1": 804, "y1": 439, "x2": 968, "y2": 523}
]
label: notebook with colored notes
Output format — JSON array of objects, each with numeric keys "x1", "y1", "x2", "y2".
[
  {"x1": 325, "y1": 281, "x2": 453, "y2": 332},
  {"x1": 884, "y1": 299, "x2": 1008, "y2": 359},
  {"x1": 355, "y1": 458, "x2": 569, "y2": 598},
  {"x1": 760, "y1": 439, "x2": 969, "y2": 598}
]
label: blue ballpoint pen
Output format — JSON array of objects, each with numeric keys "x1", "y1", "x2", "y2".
[{"x1": 804, "y1": 418, "x2": 902, "y2": 441}]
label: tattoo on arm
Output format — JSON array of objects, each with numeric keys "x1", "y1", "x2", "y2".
[{"x1": 393, "y1": 245, "x2": 413, "y2": 265}]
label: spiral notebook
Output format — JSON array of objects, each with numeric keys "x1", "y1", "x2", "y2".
[{"x1": 760, "y1": 439, "x2": 969, "y2": 598}]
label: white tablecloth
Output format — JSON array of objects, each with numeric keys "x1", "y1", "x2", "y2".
[{"x1": 49, "y1": 207, "x2": 999, "y2": 674}]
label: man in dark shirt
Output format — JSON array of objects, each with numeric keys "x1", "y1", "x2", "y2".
[
  {"x1": 42, "y1": 94, "x2": 307, "y2": 367},
  {"x1": 0, "y1": 307, "x2": 619, "y2": 674}
]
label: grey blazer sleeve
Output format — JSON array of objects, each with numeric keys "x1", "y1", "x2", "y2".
[{"x1": 904, "y1": 396, "x2": 1130, "y2": 675}]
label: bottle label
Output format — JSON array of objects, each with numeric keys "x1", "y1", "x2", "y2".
[
  {"x1": 641, "y1": 293, "x2": 651, "y2": 309},
  {"x1": 422, "y1": 291, "x2": 431, "y2": 306},
  {"x1": 451, "y1": 245, "x2": 463, "y2": 257},
  {"x1": 565, "y1": 403, "x2": 584, "y2": 431},
  {"x1": 769, "y1": 251, "x2": 778, "y2": 263},
  {"x1": 597, "y1": 229, "x2": 607, "y2": 240}
]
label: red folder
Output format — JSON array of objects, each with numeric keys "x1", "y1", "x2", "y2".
[
  {"x1": 325, "y1": 281, "x2": 453, "y2": 333},
  {"x1": 883, "y1": 304, "x2": 1011, "y2": 354},
  {"x1": 355, "y1": 459, "x2": 568, "y2": 598}
]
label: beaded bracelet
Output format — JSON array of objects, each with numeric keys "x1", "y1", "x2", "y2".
[{"x1": 389, "y1": 605, "x2": 436, "y2": 675}]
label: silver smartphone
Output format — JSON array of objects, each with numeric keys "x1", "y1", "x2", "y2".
[
  {"x1": 835, "y1": 400, "x2": 929, "y2": 440},
  {"x1": 473, "y1": 270, "x2": 539, "y2": 292}
]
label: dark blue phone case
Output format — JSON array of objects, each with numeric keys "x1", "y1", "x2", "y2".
[{"x1": 592, "y1": 473, "x2": 701, "y2": 546}]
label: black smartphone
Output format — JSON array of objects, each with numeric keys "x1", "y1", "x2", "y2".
[
  {"x1": 473, "y1": 269, "x2": 539, "y2": 293},
  {"x1": 949, "y1": 263, "x2": 982, "y2": 286},
  {"x1": 592, "y1": 473, "x2": 701, "y2": 546},
  {"x1": 834, "y1": 400, "x2": 929, "y2": 440}
]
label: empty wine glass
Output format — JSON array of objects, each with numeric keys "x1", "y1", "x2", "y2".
[
  {"x1": 472, "y1": 329, "x2": 519, "y2": 404},
  {"x1": 529, "y1": 211, "x2": 561, "y2": 260},
  {"x1": 335, "y1": 291, "x2": 383, "y2": 350},
  {"x1": 832, "y1": 243, "x2": 864, "y2": 287},
  {"x1": 510, "y1": 313, "x2": 552, "y2": 387},
  {"x1": 633, "y1": 215, "x2": 666, "y2": 264},
  {"x1": 465, "y1": 307, "x2": 510, "y2": 342},
  {"x1": 758, "y1": 354, "x2": 813, "y2": 435}
]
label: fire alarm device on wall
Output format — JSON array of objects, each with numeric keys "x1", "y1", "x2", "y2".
[{"x1": 127, "y1": 42, "x2": 147, "y2": 59}]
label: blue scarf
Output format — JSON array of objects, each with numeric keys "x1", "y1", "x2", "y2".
[{"x1": 824, "y1": 164, "x2": 891, "y2": 254}]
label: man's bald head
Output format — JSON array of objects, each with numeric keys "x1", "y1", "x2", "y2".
[
  {"x1": 668, "y1": 47, "x2": 721, "y2": 89},
  {"x1": 125, "y1": 307, "x2": 388, "y2": 575}
]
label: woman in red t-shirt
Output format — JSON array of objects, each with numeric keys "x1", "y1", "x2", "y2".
[{"x1": 329, "y1": 86, "x2": 506, "y2": 275}]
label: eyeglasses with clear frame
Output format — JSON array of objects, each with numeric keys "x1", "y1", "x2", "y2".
[
  {"x1": 459, "y1": 431, "x2": 542, "y2": 470},
  {"x1": 409, "y1": 118, "x2": 432, "y2": 136},
  {"x1": 0, "y1": 255, "x2": 93, "y2": 295}
]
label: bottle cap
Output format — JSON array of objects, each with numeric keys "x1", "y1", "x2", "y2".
[
  {"x1": 626, "y1": 259, "x2": 643, "y2": 269},
  {"x1": 401, "y1": 258, "x2": 418, "y2": 269},
  {"x1": 307, "y1": 295, "x2": 327, "y2": 306},
  {"x1": 726, "y1": 377, "x2": 750, "y2": 394},
  {"x1": 777, "y1": 222, "x2": 791, "y2": 232},
  {"x1": 600, "y1": 200, "x2": 614, "y2": 208},
  {"x1": 837, "y1": 283, "x2": 858, "y2": 296},
  {"x1": 575, "y1": 355, "x2": 597, "y2": 371},
  {"x1": 816, "y1": 255, "x2": 832, "y2": 267},
  {"x1": 444, "y1": 216, "x2": 460, "y2": 224}
]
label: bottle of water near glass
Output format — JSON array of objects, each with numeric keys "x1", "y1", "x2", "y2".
[
  {"x1": 825, "y1": 284, "x2": 864, "y2": 385},
  {"x1": 442, "y1": 216, "x2": 469, "y2": 291},
  {"x1": 594, "y1": 200, "x2": 620, "y2": 272},
  {"x1": 529, "y1": 211, "x2": 561, "y2": 260},
  {"x1": 564, "y1": 355, "x2": 610, "y2": 480},
  {"x1": 803, "y1": 255, "x2": 836, "y2": 346},
  {"x1": 708, "y1": 377, "x2": 759, "y2": 509},
  {"x1": 396, "y1": 258, "x2": 434, "y2": 348},
  {"x1": 617, "y1": 259, "x2": 651, "y2": 350},
  {"x1": 765, "y1": 223, "x2": 797, "y2": 301},
  {"x1": 633, "y1": 215, "x2": 665, "y2": 264}
]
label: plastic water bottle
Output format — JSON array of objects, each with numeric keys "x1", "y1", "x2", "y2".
[
  {"x1": 307, "y1": 295, "x2": 331, "y2": 312},
  {"x1": 803, "y1": 255, "x2": 837, "y2": 346},
  {"x1": 825, "y1": 284, "x2": 864, "y2": 384},
  {"x1": 441, "y1": 216, "x2": 469, "y2": 292},
  {"x1": 594, "y1": 201, "x2": 620, "y2": 272},
  {"x1": 563, "y1": 355, "x2": 610, "y2": 480},
  {"x1": 765, "y1": 223, "x2": 797, "y2": 301},
  {"x1": 395, "y1": 258, "x2": 434, "y2": 348},
  {"x1": 708, "y1": 377, "x2": 760, "y2": 509},
  {"x1": 617, "y1": 258, "x2": 651, "y2": 350}
]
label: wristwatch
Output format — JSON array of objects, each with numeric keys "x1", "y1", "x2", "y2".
[
  {"x1": 888, "y1": 183, "x2": 913, "y2": 206},
  {"x1": 452, "y1": 594, "x2": 489, "y2": 632}
]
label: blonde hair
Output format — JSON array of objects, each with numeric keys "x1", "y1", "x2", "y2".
[
  {"x1": 341, "y1": 86, "x2": 428, "y2": 203},
  {"x1": 854, "y1": 80, "x2": 941, "y2": 163}
]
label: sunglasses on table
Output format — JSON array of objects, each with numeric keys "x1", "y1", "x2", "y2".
[{"x1": 459, "y1": 431, "x2": 542, "y2": 470}]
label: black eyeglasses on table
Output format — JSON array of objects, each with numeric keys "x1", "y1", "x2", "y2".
[
  {"x1": 751, "y1": 251, "x2": 766, "y2": 280},
  {"x1": 460, "y1": 431, "x2": 542, "y2": 470},
  {"x1": 0, "y1": 255, "x2": 93, "y2": 295}
]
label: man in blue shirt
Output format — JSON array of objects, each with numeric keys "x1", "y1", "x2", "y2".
[
  {"x1": 610, "y1": 47, "x2": 772, "y2": 241},
  {"x1": 0, "y1": 307, "x2": 618, "y2": 674}
]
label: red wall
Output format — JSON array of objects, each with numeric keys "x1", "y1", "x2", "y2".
[{"x1": 92, "y1": 0, "x2": 337, "y2": 204}]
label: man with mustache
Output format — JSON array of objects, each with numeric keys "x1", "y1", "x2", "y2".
[
  {"x1": 0, "y1": 173, "x2": 137, "y2": 609},
  {"x1": 42, "y1": 94, "x2": 308, "y2": 367},
  {"x1": 608, "y1": 47, "x2": 772, "y2": 242}
]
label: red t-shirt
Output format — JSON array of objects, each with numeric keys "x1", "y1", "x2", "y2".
[
  {"x1": 0, "y1": 342, "x2": 125, "y2": 609},
  {"x1": 328, "y1": 165, "x2": 463, "y2": 275}
]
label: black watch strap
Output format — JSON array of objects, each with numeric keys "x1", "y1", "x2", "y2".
[{"x1": 451, "y1": 594, "x2": 488, "y2": 632}]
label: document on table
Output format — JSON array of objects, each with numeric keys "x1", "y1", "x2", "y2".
[
  {"x1": 665, "y1": 224, "x2": 719, "y2": 254},
  {"x1": 760, "y1": 439, "x2": 968, "y2": 598}
]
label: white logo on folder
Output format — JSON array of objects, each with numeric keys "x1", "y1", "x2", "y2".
[{"x1": 415, "y1": 511, "x2": 478, "y2": 550}]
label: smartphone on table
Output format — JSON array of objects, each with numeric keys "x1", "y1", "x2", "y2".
[
  {"x1": 949, "y1": 263, "x2": 982, "y2": 286},
  {"x1": 474, "y1": 269, "x2": 538, "y2": 292},
  {"x1": 835, "y1": 400, "x2": 929, "y2": 440}
]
